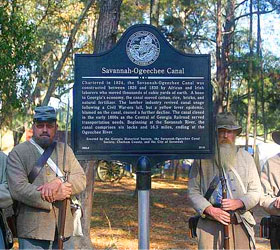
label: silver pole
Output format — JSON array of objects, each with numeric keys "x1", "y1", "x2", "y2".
[{"x1": 138, "y1": 190, "x2": 150, "y2": 250}]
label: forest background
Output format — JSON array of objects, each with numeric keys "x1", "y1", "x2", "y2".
[{"x1": 0, "y1": 0, "x2": 280, "y2": 249}]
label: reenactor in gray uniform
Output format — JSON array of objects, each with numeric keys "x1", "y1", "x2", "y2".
[
  {"x1": 188, "y1": 112, "x2": 261, "y2": 249},
  {"x1": 7, "y1": 106, "x2": 86, "y2": 249},
  {"x1": 0, "y1": 151, "x2": 13, "y2": 249},
  {"x1": 260, "y1": 131, "x2": 280, "y2": 249}
]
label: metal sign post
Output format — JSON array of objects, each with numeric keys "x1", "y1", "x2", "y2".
[{"x1": 136, "y1": 156, "x2": 151, "y2": 250}]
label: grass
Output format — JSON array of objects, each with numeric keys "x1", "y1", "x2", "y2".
[
  {"x1": 90, "y1": 176, "x2": 271, "y2": 250},
  {"x1": 90, "y1": 177, "x2": 197, "y2": 250}
]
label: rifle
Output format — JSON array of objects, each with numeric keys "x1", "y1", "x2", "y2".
[
  {"x1": 58, "y1": 98, "x2": 71, "y2": 250},
  {"x1": 215, "y1": 123, "x2": 230, "y2": 250}
]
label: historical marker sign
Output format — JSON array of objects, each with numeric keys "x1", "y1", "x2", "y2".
[{"x1": 72, "y1": 24, "x2": 213, "y2": 163}]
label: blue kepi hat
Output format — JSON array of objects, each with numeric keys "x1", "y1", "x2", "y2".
[{"x1": 33, "y1": 106, "x2": 57, "y2": 122}]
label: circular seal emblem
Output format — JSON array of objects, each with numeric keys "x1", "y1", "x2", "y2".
[{"x1": 126, "y1": 31, "x2": 160, "y2": 66}]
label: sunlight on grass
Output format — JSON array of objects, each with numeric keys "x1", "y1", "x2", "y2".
[
  {"x1": 153, "y1": 202, "x2": 167, "y2": 208},
  {"x1": 152, "y1": 222, "x2": 173, "y2": 230},
  {"x1": 91, "y1": 227, "x2": 138, "y2": 249},
  {"x1": 152, "y1": 179, "x2": 188, "y2": 190}
]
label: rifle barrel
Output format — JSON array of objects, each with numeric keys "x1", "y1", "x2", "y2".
[
  {"x1": 58, "y1": 199, "x2": 68, "y2": 249},
  {"x1": 215, "y1": 119, "x2": 230, "y2": 250},
  {"x1": 62, "y1": 97, "x2": 70, "y2": 172},
  {"x1": 222, "y1": 179, "x2": 230, "y2": 250}
]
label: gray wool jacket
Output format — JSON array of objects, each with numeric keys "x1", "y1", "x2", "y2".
[
  {"x1": 187, "y1": 148, "x2": 262, "y2": 248},
  {"x1": 260, "y1": 154, "x2": 280, "y2": 215},
  {"x1": 0, "y1": 151, "x2": 13, "y2": 209},
  {"x1": 7, "y1": 141, "x2": 86, "y2": 241}
]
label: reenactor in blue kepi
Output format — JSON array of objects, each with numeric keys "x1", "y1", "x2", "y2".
[
  {"x1": 260, "y1": 131, "x2": 280, "y2": 249},
  {"x1": 187, "y1": 112, "x2": 261, "y2": 249},
  {"x1": 6, "y1": 106, "x2": 86, "y2": 249}
]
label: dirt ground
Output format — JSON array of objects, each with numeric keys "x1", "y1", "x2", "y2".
[{"x1": 90, "y1": 176, "x2": 271, "y2": 250}]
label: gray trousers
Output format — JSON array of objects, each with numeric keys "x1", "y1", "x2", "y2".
[
  {"x1": 18, "y1": 238, "x2": 58, "y2": 250},
  {"x1": 197, "y1": 218, "x2": 251, "y2": 250},
  {"x1": 0, "y1": 228, "x2": 5, "y2": 249}
]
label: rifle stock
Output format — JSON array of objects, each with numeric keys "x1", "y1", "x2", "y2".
[
  {"x1": 221, "y1": 176, "x2": 230, "y2": 250},
  {"x1": 58, "y1": 98, "x2": 70, "y2": 250},
  {"x1": 58, "y1": 199, "x2": 68, "y2": 249}
]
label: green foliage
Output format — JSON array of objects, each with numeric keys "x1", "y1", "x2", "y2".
[
  {"x1": 259, "y1": 0, "x2": 280, "y2": 13},
  {"x1": 160, "y1": 0, "x2": 212, "y2": 53},
  {"x1": 230, "y1": 49, "x2": 280, "y2": 135},
  {"x1": 262, "y1": 53, "x2": 280, "y2": 130},
  {"x1": 1, "y1": 0, "x2": 280, "y2": 140},
  {"x1": 119, "y1": 0, "x2": 149, "y2": 31},
  {"x1": 0, "y1": 2, "x2": 39, "y2": 128}
]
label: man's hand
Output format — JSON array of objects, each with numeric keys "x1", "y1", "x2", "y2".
[
  {"x1": 204, "y1": 206, "x2": 231, "y2": 225},
  {"x1": 37, "y1": 178, "x2": 62, "y2": 202},
  {"x1": 53, "y1": 182, "x2": 72, "y2": 201},
  {"x1": 274, "y1": 197, "x2": 280, "y2": 208},
  {"x1": 221, "y1": 198, "x2": 244, "y2": 211}
]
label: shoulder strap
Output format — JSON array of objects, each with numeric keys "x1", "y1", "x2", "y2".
[
  {"x1": 28, "y1": 142, "x2": 57, "y2": 183},
  {"x1": 198, "y1": 159, "x2": 220, "y2": 201},
  {"x1": 230, "y1": 166, "x2": 247, "y2": 194},
  {"x1": 204, "y1": 175, "x2": 220, "y2": 200}
]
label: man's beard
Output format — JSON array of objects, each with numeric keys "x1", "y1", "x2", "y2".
[
  {"x1": 215, "y1": 142, "x2": 237, "y2": 171},
  {"x1": 33, "y1": 136, "x2": 52, "y2": 149}
]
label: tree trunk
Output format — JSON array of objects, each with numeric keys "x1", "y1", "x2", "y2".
[
  {"x1": 70, "y1": 1, "x2": 122, "y2": 248},
  {"x1": 150, "y1": 0, "x2": 160, "y2": 27},
  {"x1": 235, "y1": 80, "x2": 242, "y2": 119},
  {"x1": 257, "y1": 0, "x2": 266, "y2": 142},
  {"x1": 94, "y1": 0, "x2": 122, "y2": 53},
  {"x1": 173, "y1": 160, "x2": 179, "y2": 180},
  {"x1": 46, "y1": 2, "x2": 96, "y2": 248},
  {"x1": 246, "y1": 0, "x2": 254, "y2": 150},
  {"x1": 223, "y1": 0, "x2": 235, "y2": 111},
  {"x1": 65, "y1": 161, "x2": 95, "y2": 250},
  {"x1": 215, "y1": 0, "x2": 236, "y2": 114},
  {"x1": 13, "y1": 126, "x2": 25, "y2": 146},
  {"x1": 42, "y1": 0, "x2": 95, "y2": 106},
  {"x1": 215, "y1": 0, "x2": 223, "y2": 114},
  {"x1": 253, "y1": 83, "x2": 257, "y2": 151},
  {"x1": 254, "y1": 0, "x2": 261, "y2": 150}
]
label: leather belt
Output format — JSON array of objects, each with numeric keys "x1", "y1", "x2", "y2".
[
  {"x1": 230, "y1": 214, "x2": 240, "y2": 225},
  {"x1": 205, "y1": 214, "x2": 240, "y2": 224}
]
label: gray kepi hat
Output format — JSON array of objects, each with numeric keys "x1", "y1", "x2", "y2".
[
  {"x1": 272, "y1": 131, "x2": 280, "y2": 145},
  {"x1": 216, "y1": 112, "x2": 242, "y2": 135},
  {"x1": 33, "y1": 106, "x2": 57, "y2": 122}
]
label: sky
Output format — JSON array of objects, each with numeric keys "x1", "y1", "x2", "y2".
[{"x1": 261, "y1": 13, "x2": 280, "y2": 55}]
